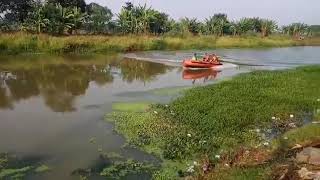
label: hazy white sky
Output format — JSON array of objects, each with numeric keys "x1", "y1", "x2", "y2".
[{"x1": 85, "y1": 0, "x2": 319, "y2": 25}]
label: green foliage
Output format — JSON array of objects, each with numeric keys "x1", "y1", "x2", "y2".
[
  {"x1": 282, "y1": 23, "x2": 310, "y2": 38},
  {"x1": 85, "y1": 3, "x2": 112, "y2": 34},
  {"x1": 204, "y1": 14, "x2": 230, "y2": 36},
  {"x1": 260, "y1": 19, "x2": 277, "y2": 37},
  {"x1": 117, "y1": 3, "x2": 170, "y2": 35},
  {"x1": 2, "y1": 1, "x2": 312, "y2": 38}
]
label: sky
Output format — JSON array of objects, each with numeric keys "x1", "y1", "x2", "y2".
[{"x1": 85, "y1": 0, "x2": 319, "y2": 25}]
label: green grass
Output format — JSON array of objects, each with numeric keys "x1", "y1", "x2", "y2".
[
  {"x1": 107, "y1": 66, "x2": 320, "y2": 179},
  {"x1": 1, "y1": 33, "x2": 320, "y2": 55}
]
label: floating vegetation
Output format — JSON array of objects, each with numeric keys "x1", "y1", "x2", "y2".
[
  {"x1": 107, "y1": 66, "x2": 320, "y2": 179},
  {"x1": 100, "y1": 159, "x2": 155, "y2": 179},
  {"x1": 149, "y1": 86, "x2": 190, "y2": 96},
  {"x1": 34, "y1": 165, "x2": 51, "y2": 173},
  {"x1": 0, "y1": 153, "x2": 50, "y2": 179},
  {"x1": 71, "y1": 152, "x2": 156, "y2": 180},
  {"x1": 112, "y1": 102, "x2": 151, "y2": 112}
]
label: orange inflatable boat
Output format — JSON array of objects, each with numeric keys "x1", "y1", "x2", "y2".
[{"x1": 183, "y1": 60, "x2": 222, "y2": 69}]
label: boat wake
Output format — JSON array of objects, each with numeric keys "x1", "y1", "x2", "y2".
[{"x1": 123, "y1": 53, "x2": 238, "y2": 70}]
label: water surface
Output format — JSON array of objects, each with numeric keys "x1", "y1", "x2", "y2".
[{"x1": 0, "y1": 47, "x2": 319, "y2": 179}]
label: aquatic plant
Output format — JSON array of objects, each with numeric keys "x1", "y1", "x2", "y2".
[
  {"x1": 100, "y1": 159, "x2": 154, "y2": 179},
  {"x1": 108, "y1": 66, "x2": 320, "y2": 179}
]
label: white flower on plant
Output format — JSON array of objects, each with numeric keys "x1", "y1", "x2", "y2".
[
  {"x1": 317, "y1": 99, "x2": 320, "y2": 102},
  {"x1": 153, "y1": 111, "x2": 158, "y2": 114},
  {"x1": 288, "y1": 123, "x2": 296, "y2": 128},
  {"x1": 263, "y1": 142, "x2": 269, "y2": 146},
  {"x1": 193, "y1": 161, "x2": 198, "y2": 166},
  {"x1": 290, "y1": 114, "x2": 294, "y2": 118},
  {"x1": 215, "y1": 155, "x2": 221, "y2": 159},
  {"x1": 187, "y1": 133, "x2": 192, "y2": 137},
  {"x1": 283, "y1": 136, "x2": 288, "y2": 140},
  {"x1": 272, "y1": 116, "x2": 276, "y2": 120},
  {"x1": 165, "y1": 104, "x2": 169, "y2": 107},
  {"x1": 186, "y1": 165, "x2": 195, "y2": 173},
  {"x1": 255, "y1": 129, "x2": 261, "y2": 133}
]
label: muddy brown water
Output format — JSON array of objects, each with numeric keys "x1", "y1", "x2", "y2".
[{"x1": 0, "y1": 47, "x2": 319, "y2": 179}]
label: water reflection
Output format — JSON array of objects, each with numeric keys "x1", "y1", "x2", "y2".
[
  {"x1": 0, "y1": 57, "x2": 171, "y2": 112},
  {"x1": 182, "y1": 69, "x2": 219, "y2": 84},
  {"x1": 120, "y1": 59, "x2": 169, "y2": 83}
]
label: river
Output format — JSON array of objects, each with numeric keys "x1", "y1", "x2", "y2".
[{"x1": 0, "y1": 46, "x2": 319, "y2": 179}]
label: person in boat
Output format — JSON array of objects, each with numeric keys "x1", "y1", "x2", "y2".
[
  {"x1": 210, "y1": 54, "x2": 220, "y2": 64},
  {"x1": 192, "y1": 53, "x2": 198, "y2": 61},
  {"x1": 203, "y1": 53, "x2": 209, "y2": 62}
]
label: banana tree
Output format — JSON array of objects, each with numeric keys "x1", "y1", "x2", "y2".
[
  {"x1": 260, "y1": 19, "x2": 277, "y2": 37},
  {"x1": 56, "y1": 4, "x2": 75, "y2": 34},
  {"x1": 282, "y1": 23, "x2": 309, "y2": 39},
  {"x1": 69, "y1": 7, "x2": 86, "y2": 34}
]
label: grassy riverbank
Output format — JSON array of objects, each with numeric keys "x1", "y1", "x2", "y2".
[
  {"x1": 1, "y1": 33, "x2": 320, "y2": 55},
  {"x1": 107, "y1": 66, "x2": 320, "y2": 179}
]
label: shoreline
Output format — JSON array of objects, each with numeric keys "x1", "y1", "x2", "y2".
[{"x1": 1, "y1": 33, "x2": 320, "y2": 56}]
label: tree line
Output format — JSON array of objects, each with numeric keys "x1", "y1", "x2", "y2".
[{"x1": 0, "y1": 0, "x2": 315, "y2": 38}]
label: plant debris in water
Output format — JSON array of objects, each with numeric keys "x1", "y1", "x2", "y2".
[
  {"x1": 71, "y1": 152, "x2": 156, "y2": 180},
  {"x1": 0, "y1": 153, "x2": 50, "y2": 179}
]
